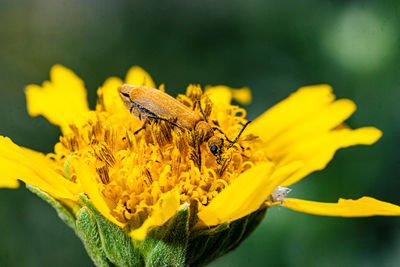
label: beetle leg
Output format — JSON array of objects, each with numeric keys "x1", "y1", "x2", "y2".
[
  {"x1": 134, "y1": 127, "x2": 145, "y2": 135},
  {"x1": 147, "y1": 116, "x2": 183, "y2": 130},
  {"x1": 197, "y1": 100, "x2": 209, "y2": 123},
  {"x1": 134, "y1": 118, "x2": 151, "y2": 135},
  {"x1": 197, "y1": 138, "x2": 202, "y2": 171},
  {"x1": 134, "y1": 116, "x2": 184, "y2": 135},
  {"x1": 193, "y1": 98, "x2": 198, "y2": 111}
]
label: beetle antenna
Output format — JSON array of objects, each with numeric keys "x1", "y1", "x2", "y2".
[
  {"x1": 213, "y1": 126, "x2": 245, "y2": 150},
  {"x1": 196, "y1": 100, "x2": 209, "y2": 123},
  {"x1": 228, "y1": 121, "x2": 252, "y2": 148},
  {"x1": 212, "y1": 127, "x2": 234, "y2": 143}
]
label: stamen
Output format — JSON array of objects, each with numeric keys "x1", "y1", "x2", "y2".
[{"x1": 96, "y1": 165, "x2": 110, "y2": 184}]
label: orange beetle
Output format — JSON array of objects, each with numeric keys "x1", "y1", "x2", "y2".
[{"x1": 118, "y1": 84, "x2": 250, "y2": 165}]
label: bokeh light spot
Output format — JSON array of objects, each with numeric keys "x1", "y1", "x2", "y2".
[{"x1": 322, "y1": 6, "x2": 396, "y2": 73}]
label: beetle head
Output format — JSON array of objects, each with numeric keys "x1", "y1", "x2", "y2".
[
  {"x1": 118, "y1": 85, "x2": 136, "y2": 109},
  {"x1": 207, "y1": 135, "x2": 224, "y2": 163}
]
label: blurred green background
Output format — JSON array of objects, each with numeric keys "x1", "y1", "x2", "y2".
[{"x1": 1, "y1": 1, "x2": 399, "y2": 266}]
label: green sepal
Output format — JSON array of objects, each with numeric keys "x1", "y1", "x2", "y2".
[
  {"x1": 138, "y1": 204, "x2": 190, "y2": 267},
  {"x1": 26, "y1": 184, "x2": 76, "y2": 228},
  {"x1": 76, "y1": 206, "x2": 111, "y2": 267},
  {"x1": 30, "y1": 186, "x2": 267, "y2": 267},
  {"x1": 187, "y1": 208, "x2": 268, "y2": 267},
  {"x1": 79, "y1": 194, "x2": 144, "y2": 267},
  {"x1": 190, "y1": 222, "x2": 230, "y2": 239}
]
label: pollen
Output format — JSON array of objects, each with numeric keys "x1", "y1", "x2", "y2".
[{"x1": 52, "y1": 85, "x2": 268, "y2": 226}]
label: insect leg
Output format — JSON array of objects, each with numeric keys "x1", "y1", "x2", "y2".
[
  {"x1": 134, "y1": 127, "x2": 145, "y2": 135},
  {"x1": 134, "y1": 117, "x2": 184, "y2": 135},
  {"x1": 134, "y1": 118, "x2": 151, "y2": 135},
  {"x1": 134, "y1": 121, "x2": 147, "y2": 135},
  {"x1": 193, "y1": 98, "x2": 198, "y2": 111},
  {"x1": 196, "y1": 100, "x2": 209, "y2": 123},
  {"x1": 197, "y1": 138, "x2": 202, "y2": 171},
  {"x1": 147, "y1": 117, "x2": 183, "y2": 130}
]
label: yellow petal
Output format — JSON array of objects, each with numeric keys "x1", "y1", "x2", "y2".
[
  {"x1": 0, "y1": 176, "x2": 19, "y2": 188},
  {"x1": 247, "y1": 84, "x2": 381, "y2": 186},
  {"x1": 198, "y1": 161, "x2": 302, "y2": 226},
  {"x1": 0, "y1": 136, "x2": 79, "y2": 199},
  {"x1": 228, "y1": 161, "x2": 303, "y2": 220},
  {"x1": 130, "y1": 191, "x2": 180, "y2": 240},
  {"x1": 283, "y1": 197, "x2": 400, "y2": 217},
  {"x1": 71, "y1": 159, "x2": 125, "y2": 227},
  {"x1": 125, "y1": 66, "x2": 156, "y2": 88},
  {"x1": 266, "y1": 99, "x2": 356, "y2": 155},
  {"x1": 248, "y1": 84, "x2": 335, "y2": 143},
  {"x1": 197, "y1": 163, "x2": 272, "y2": 226},
  {"x1": 96, "y1": 77, "x2": 126, "y2": 114},
  {"x1": 280, "y1": 127, "x2": 382, "y2": 186},
  {"x1": 205, "y1": 85, "x2": 252, "y2": 105},
  {"x1": 205, "y1": 86, "x2": 232, "y2": 105},
  {"x1": 232, "y1": 87, "x2": 252, "y2": 105},
  {"x1": 25, "y1": 64, "x2": 90, "y2": 134}
]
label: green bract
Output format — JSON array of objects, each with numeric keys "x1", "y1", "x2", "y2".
[{"x1": 28, "y1": 185, "x2": 266, "y2": 267}]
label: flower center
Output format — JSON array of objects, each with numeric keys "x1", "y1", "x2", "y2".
[{"x1": 52, "y1": 85, "x2": 268, "y2": 226}]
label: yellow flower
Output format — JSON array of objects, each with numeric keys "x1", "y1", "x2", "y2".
[{"x1": 1, "y1": 64, "x2": 399, "y2": 266}]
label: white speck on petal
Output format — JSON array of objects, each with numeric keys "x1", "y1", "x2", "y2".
[{"x1": 268, "y1": 186, "x2": 291, "y2": 203}]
